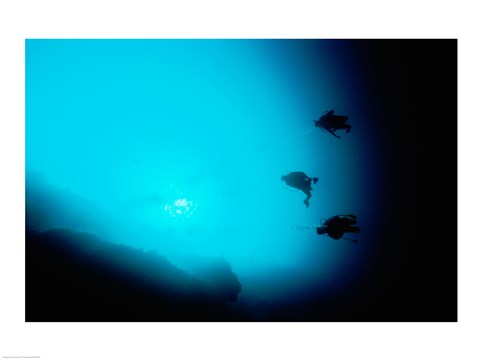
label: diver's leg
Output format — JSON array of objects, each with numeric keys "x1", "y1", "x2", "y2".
[
  {"x1": 345, "y1": 226, "x2": 360, "y2": 233},
  {"x1": 336, "y1": 123, "x2": 351, "y2": 132},
  {"x1": 342, "y1": 217, "x2": 357, "y2": 225},
  {"x1": 302, "y1": 190, "x2": 312, "y2": 208}
]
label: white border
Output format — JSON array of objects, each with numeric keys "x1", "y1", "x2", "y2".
[{"x1": 1, "y1": 1, "x2": 478, "y2": 359}]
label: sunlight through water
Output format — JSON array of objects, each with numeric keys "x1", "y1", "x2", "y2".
[{"x1": 164, "y1": 198, "x2": 197, "y2": 218}]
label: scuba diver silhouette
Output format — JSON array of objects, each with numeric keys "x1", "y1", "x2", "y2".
[
  {"x1": 316, "y1": 214, "x2": 360, "y2": 242},
  {"x1": 314, "y1": 110, "x2": 351, "y2": 138},
  {"x1": 281, "y1": 171, "x2": 318, "y2": 208}
]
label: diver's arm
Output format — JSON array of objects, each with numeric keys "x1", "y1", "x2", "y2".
[{"x1": 327, "y1": 129, "x2": 341, "y2": 138}]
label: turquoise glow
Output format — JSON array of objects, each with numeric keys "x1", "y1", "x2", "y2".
[{"x1": 26, "y1": 40, "x2": 380, "y2": 295}]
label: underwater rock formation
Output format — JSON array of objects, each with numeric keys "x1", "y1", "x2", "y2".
[
  {"x1": 26, "y1": 228, "x2": 241, "y2": 321},
  {"x1": 169, "y1": 254, "x2": 242, "y2": 302}
]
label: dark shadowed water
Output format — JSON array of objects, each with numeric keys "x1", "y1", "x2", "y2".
[{"x1": 25, "y1": 39, "x2": 457, "y2": 321}]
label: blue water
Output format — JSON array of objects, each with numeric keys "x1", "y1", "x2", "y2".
[{"x1": 26, "y1": 39, "x2": 384, "y2": 307}]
